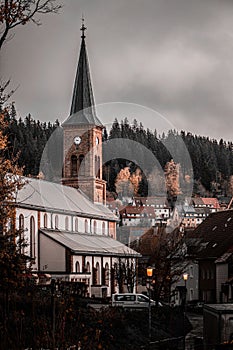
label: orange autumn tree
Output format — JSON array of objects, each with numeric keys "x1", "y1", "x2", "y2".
[
  {"x1": 164, "y1": 159, "x2": 181, "y2": 209},
  {"x1": 115, "y1": 166, "x2": 142, "y2": 199}
]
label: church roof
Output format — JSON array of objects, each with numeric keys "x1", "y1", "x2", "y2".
[
  {"x1": 16, "y1": 177, "x2": 117, "y2": 221},
  {"x1": 40, "y1": 229, "x2": 140, "y2": 257},
  {"x1": 62, "y1": 22, "x2": 102, "y2": 127}
]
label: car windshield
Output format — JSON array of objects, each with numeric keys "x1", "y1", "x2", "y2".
[{"x1": 137, "y1": 295, "x2": 149, "y2": 302}]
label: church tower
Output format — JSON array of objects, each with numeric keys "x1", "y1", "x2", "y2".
[{"x1": 62, "y1": 20, "x2": 106, "y2": 204}]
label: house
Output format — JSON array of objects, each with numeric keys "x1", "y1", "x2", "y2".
[
  {"x1": 134, "y1": 196, "x2": 171, "y2": 220},
  {"x1": 191, "y1": 210, "x2": 233, "y2": 303},
  {"x1": 175, "y1": 196, "x2": 221, "y2": 229},
  {"x1": 170, "y1": 227, "x2": 199, "y2": 305},
  {"x1": 176, "y1": 199, "x2": 210, "y2": 228},
  {"x1": 170, "y1": 210, "x2": 233, "y2": 306},
  {"x1": 119, "y1": 204, "x2": 157, "y2": 227},
  {"x1": 116, "y1": 196, "x2": 171, "y2": 230},
  {"x1": 14, "y1": 21, "x2": 140, "y2": 297},
  {"x1": 201, "y1": 197, "x2": 221, "y2": 212}
]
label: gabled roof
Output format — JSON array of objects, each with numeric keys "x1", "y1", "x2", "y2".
[
  {"x1": 201, "y1": 197, "x2": 220, "y2": 209},
  {"x1": 215, "y1": 251, "x2": 233, "y2": 264},
  {"x1": 187, "y1": 210, "x2": 233, "y2": 259},
  {"x1": 192, "y1": 197, "x2": 205, "y2": 206},
  {"x1": 16, "y1": 177, "x2": 117, "y2": 221},
  {"x1": 62, "y1": 25, "x2": 102, "y2": 127},
  {"x1": 41, "y1": 229, "x2": 140, "y2": 257}
]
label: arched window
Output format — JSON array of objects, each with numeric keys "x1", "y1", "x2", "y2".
[
  {"x1": 71, "y1": 155, "x2": 78, "y2": 177},
  {"x1": 19, "y1": 214, "x2": 24, "y2": 254},
  {"x1": 44, "y1": 213, "x2": 48, "y2": 228},
  {"x1": 97, "y1": 156, "x2": 100, "y2": 178},
  {"x1": 65, "y1": 216, "x2": 69, "y2": 231},
  {"x1": 79, "y1": 155, "x2": 85, "y2": 176},
  {"x1": 102, "y1": 222, "x2": 105, "y2": 235},
  {"x1": 30, "y1": 216, "x2": 35, "y2": 259},
  {"x1": 19, "y1": 214, "x2": 24, "y2": 230},
  {"x1": 95, "y1": 155, "x2": 100, "y2": 178},
  {"x1": 55, "y1": 215, "x2": 59, "y2": 229},
  {"x1": 76, "y1": 261, "x2": 80, "y2": 273},
  {"x1": 105, "y1": 263, "x2": 109, "y2": 286},
  {"x1": 96, "y1": 262, "x2": 100, "y2": 285},
  {"x1": 86, "y1": 261, "x2": 90, "y2": 272},
  {"x1": 93, "y1": 220, "x2": 97, "y2": 234},
  {"x1": 75, "y1": 218, "x2": 78, "y2": 232},
  {"x1": 93, "y1": 262, "x2": 100, "y2": 285},
  {"x1": 85, "y1": 219, "x2": 88, "y2": 233}
]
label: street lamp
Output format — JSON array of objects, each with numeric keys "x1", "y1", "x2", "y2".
[
  {"x1": 147, "y1": 266, "x2": 153, "y2": 342},
  {"x1": 182, "y1": 273, "x2": 189, "y2": 350},
  {"x1": 183, "y1": 273, "x2": 188, "y2": 288}
]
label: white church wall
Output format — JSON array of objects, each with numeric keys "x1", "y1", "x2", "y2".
[
  {"x1": 40, "y1": 234, "x2": 66, "y2": 271},
  {"x1": 16, "y1": 207, "x2": 39, "y2": 271}
]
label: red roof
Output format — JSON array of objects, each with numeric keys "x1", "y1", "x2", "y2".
[{"x1": 201, "y1": 197, "x2": 220, "y2": 209}]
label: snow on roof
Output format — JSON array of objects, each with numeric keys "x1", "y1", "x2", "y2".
[{"x1": 16, "y1": 177, "x2": 118, "y2": 221}]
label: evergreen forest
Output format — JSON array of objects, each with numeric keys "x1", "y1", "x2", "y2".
[
  {"x1": 4, "y1": 104, "x2": 59, "y2": 176},
  {"x1": 4, "y1": 108, "x2": 233, "y2": 199}
]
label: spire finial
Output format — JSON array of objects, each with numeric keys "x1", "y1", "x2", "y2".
[{"x1": 80, "y1": 15, "x2": 86, "y2": 39}]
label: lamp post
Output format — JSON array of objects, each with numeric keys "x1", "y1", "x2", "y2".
[
  {"x1": 147, "y1": 266, "x2": 153, "y2": 342},
  {"x1": 182, "y1": 273, "x2": 188, "y2": 350}
]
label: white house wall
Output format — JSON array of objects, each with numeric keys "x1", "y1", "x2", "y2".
[{"x1": 171, "y1": 262, "x2": 199, "y2": 304}]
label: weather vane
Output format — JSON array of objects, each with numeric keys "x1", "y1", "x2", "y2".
[{"x1": 80, "y1": 15, "x2": 86, "y2": 39}]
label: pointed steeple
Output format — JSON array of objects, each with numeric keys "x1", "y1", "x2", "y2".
[{"x1": 63, "y1": 19, "x2": 102, "y2": 126}]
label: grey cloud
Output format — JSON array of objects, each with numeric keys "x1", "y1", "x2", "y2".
[{"x1": 1, "y1": 0, "x2": 233, "y2": 141}]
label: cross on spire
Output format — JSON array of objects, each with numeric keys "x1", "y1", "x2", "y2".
[
  {"x1": 80, "y1": 16, "x2": 86, "y2": 39},
  {"x1": 62, "y1": 17, "x2": 102, "y2": 126}
]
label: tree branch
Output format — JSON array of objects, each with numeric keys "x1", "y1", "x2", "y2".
[{"x1": 0, "y1": 0, "x2": 62, "y2": 50}]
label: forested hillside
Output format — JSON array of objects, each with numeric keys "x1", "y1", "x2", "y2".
[
  {"x1": 4, "y1": 108, "x2": 233, "y2": 198},
  {"x1": 4, "y1": 104, "x2": 59, "y2": 176},
  {"x1": 105, "y1": 118, "x2": 233, "y2": 198}
]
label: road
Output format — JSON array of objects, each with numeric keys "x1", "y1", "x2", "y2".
[{"x1": 185, "y1": 312, "x2": 203, "y2": 349}]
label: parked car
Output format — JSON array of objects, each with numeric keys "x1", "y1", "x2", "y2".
[{"x1": 112, "y1": 293, "x2": 162, "y2": 308}]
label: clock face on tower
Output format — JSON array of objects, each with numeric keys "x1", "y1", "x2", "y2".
[{"x1": 74, "y1": 136, "x2": 82, "y2": 145}]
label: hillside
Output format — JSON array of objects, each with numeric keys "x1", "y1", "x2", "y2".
[{"x1": 4, "y1": 110, "x2": 233, "y2": 199}]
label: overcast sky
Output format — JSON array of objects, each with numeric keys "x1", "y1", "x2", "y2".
[{"x1": 1, "y1": 0, "x2": 233, "y2": 142}]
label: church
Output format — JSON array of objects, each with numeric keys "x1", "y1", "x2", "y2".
[{"x1": 15, "y1": 21, "x2": 139, "y2": 298}]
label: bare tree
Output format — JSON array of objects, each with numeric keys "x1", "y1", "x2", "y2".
[
  {"x1": 114, "y1": 256, "x2": 137, "y2": 293},
  {"x1": 131, "y1": 225, "x2": 189, "y2": 302},
  {"x1": 0, "y1": 0, "x2": 62, "y2": 50}
]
